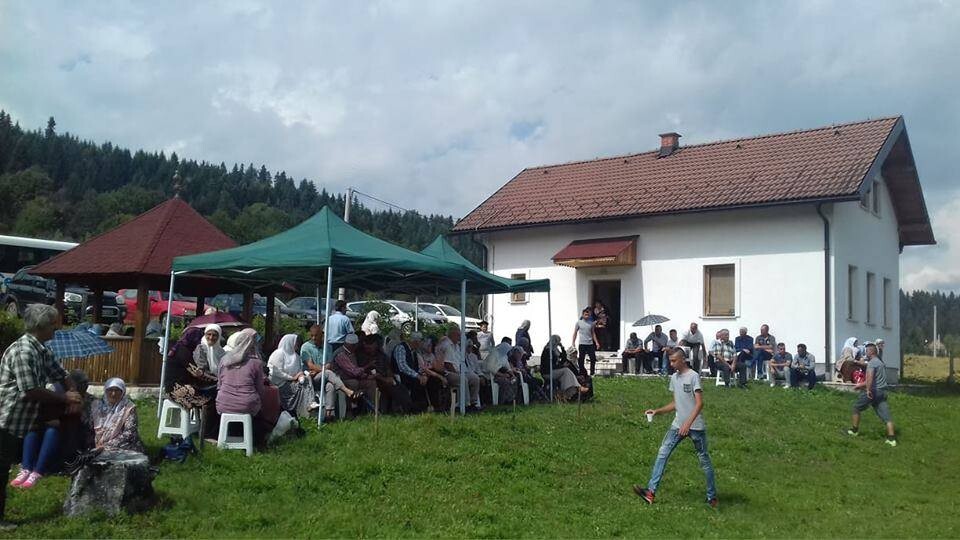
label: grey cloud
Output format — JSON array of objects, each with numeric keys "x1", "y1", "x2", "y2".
[{"x1": 0, "y1": 0, "x2": 958, "y2": 289}]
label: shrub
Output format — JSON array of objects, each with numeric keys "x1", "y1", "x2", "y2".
[{"x1": 0, "y1": 311, "x2": 24, "y2": 353}]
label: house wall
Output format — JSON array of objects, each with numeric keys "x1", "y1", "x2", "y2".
[
  {"x1": 482, "y1": 205, "x2": 829, "y2": 372},
  {"x1": 830, "y1": 174, "x2": 902, "y2": 381}
]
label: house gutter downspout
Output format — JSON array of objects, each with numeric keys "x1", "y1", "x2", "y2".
[{"x1": 816, "y1": 203, "x2": 832, "y2": 378}]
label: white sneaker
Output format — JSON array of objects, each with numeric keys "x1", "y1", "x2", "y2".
[
  {"x1": 783, "y1": 385, "x2": 790, "y2": 390},
  {"x1": 770, "y1": 383, "x2": 776, "y2": 388}
]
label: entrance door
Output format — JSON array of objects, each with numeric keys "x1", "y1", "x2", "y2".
[{"x1": 591, "y1": 280, "x2": 621, "y2": 352}]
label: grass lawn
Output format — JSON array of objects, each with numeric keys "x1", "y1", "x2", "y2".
[
  {"x1": 5, "y1": 378, "x2": 960, "y2": 538},
  {"x1": 903, "y1": 354, "x2": 957, "y2": 383}
]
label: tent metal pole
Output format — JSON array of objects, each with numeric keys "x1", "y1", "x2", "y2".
[
  {"x1": 414, "y1": 296, "x2": 419, "y2": 332},
  {"x1": 315, "y1": 284, "x2": 321, "y2": 324},
  {"x1": 460, "y1": 280, "x2": 467, "y2": 415},
  {"x1": 157, "y1": 270, "x2": 177, "y2": 417},
  {"x1": 547, "y1": 290, "x2": 554, "y2": 402},
  {"x1": 318, "y1": 267, "x2": 335, "y2": 426}
]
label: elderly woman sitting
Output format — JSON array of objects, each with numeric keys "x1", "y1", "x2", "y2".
[
  {"x1": 268, "y1": 334, "x2": 315, "y2": 418},
  {"x1": 540, "y1": 335, "x2": 589, "y2": 401},
  {"x1": 361, "y1": 311, "x2": 381, "y2": 336},
  {"x1": 92, "y1": 378, "x2": 145, "y2": 453},
  {"x1": 216, "y1": 328, "x2": 280, "y2": 448},
  {"x1": 194, "y1": 324, "x2": 226, "y2": 377}
]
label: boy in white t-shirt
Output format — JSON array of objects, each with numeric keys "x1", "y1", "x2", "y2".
[{"x1": 633, "y1": 349, "x2": 718, "y2": 508}]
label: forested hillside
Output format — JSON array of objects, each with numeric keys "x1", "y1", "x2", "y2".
[{"x1": 0, "y1": 112, "x2": 481, "y2": 262}]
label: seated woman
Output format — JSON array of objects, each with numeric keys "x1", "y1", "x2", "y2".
[
  {"x1": 194, "y1": 324, "x2": 226, "y2": 377},
  {"x1": 167, "y1": 327, "x2": 213, "y2": 407},
  {"x1": 508, "y1": 343, "x2": 546, "y2": 402},
  {"x1": 217, "y1": 328, "x2": 279, "y2": 447},
  {"x1": 540, "y1": 335, "x2": 589, "y2": 401},
  {"x1": 836, "y1": 337, "x2": 866, "y2": 383},
  {"x1": 361, "y1": 311, "x2": 381, "y2": 336},
  {"x1": 268, "y1": 333, "x2": 315, "y2": 418},
  {"x1": 58, "y1": 369, "x2": 96, "y2": 466},
  {"x1": 417, "y1": 337, "x2": 447, "y2": 410},
  {"x1": 484, "y1": 342, "x2": 518, "y2": 405},
  {"x1": 92, "y1": 378, "x2": 146, "y2": 453}
]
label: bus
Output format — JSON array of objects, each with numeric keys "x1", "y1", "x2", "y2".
[{"x1": 0, "y1": 235, "x2": 77, "y2": 277}]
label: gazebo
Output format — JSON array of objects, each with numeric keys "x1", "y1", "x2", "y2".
[{"x1": 32, "y1": 197, "x2": 240, "y2": 384}]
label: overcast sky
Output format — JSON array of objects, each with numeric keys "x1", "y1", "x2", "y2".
[{"x1": 1, "y1": 1, "x2": 958, "y2": 291}]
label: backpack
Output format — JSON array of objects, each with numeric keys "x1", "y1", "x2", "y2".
[{"x1": 159, "y1": 435, "x2": 197, "y2": 463}]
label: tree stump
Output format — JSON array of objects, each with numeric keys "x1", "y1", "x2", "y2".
[{"x1": 63, "y1": 450, "x2": 157, "y2": 517}]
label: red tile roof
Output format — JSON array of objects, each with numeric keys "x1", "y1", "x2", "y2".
[
  {"x1": 32, "y1": 198, "x2": 237, "y2": 289},
  {"x1": 453, "y1": 116, "x2": 934, "y2": 245},
  {"x1": 552, "y1": 236, "x2": 635, "y2": 262}
]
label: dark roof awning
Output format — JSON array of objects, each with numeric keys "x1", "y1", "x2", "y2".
[{"x1": 552, "y1": 236, "x2": 637, "y2": 268}]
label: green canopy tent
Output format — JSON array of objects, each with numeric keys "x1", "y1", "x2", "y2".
[
  {"x1": 419, "y1": 236, "x2": 557, "y2": 400},
  {"x1": 167, "y1": 207, "x2": 548, "y2": 417}
]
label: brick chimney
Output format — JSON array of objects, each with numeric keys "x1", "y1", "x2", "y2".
[{"x1": 658, "y1": 132, "x2": 681, "y2": 158}]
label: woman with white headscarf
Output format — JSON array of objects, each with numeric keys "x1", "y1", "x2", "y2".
[
  {"x1": 217, "y1": 328, "x2": 281, "y2": 447},
  {"x1": 836, "y1": 337, "x2": 865, "y2": 382},
  {"x1": 268, "y1": 333, "x2": 315, "y2": 417},
  {"x1": 92, "y1": 378, "x2": 145, "y2": 453},
  {"x1": 193, "y1": 324, "x2": 226, "y2": 377},
  {"x1": 361, "y1": 311, "x2": 381, "y2": 336},
  {"x1": 539, "y1": 335, "x2": 589, "y2": 401}
]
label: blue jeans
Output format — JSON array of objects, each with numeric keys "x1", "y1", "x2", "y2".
[
  {"x1": 751, "y1": 350, "x2": 772, "y2": 378},
  {"x1": 646, "y1": 428, "x2": 716, "y2": 501},
  {"x1": 22, "y1": 426, "x2": 60, "y2": 475}
]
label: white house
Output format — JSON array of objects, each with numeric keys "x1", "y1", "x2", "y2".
[{"x1": 452, "y1": 117, "x2": 934, "y2": 382}]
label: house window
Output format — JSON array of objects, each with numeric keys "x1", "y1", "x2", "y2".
[
  {"x1": 847, "y1": 265, "x2": 858, "y2": 321},
  {"x1": 703, "y1": 264, "x2": 735, "y2": 317},
  {"x1": 866, "y1": 272, "x2": 876, "y2": 325},
  {"x1": 882, "y1": 277, "x2": 891, "y2": 327},
  {"x1": 510, "y1": 274, "x2": 527, "y2": 303},
  {"x1": 871, "y1": 181, "x2": 881, "y2": 216}
]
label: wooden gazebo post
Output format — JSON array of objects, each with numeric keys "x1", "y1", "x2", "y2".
[
  {"x1": 54, "y1": 281, "x2": 66, "y2": 325},
  {"x1": 131, "y1": 279, "x2": 151, "y2": 385},
  {"x1": 91, "y1": 286, "x2": 104, "y2": 324},
  {"x1": 241, "y1": 291, "x2": 254, "y2": 322}
]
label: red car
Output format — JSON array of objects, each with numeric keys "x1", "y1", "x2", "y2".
[{"x1": 119, "y1": 289, "x2": 196, "y2": 324}]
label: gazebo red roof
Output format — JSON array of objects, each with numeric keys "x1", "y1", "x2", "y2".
[{"x1": 33, "y1": 197, "x2": 240, "y2": 294}]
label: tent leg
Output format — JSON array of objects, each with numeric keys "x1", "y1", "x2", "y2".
[
  {"x1": 548, "y1": 290, "x2": 554, "y2": 402},
  {"x1": 318, "y1": 268, "x2": 335, "y2": 426},
  {"x1": 157, "y1": 271, "x2": 177, "y2": 418},
  {"x1": 414, "y1": 296, "x2": 419, "y2": 332},
  {"x1": 460, "y1": 280, "x2": 467, "y2": 415},
  {"x1": 315, "y1": 284, "x2": 321, "y2": 325}
]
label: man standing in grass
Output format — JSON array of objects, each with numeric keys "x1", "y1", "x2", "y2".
[
  {"x1": 847, "y1": 343, "x2": 897, "y2": 447},
  {"x1": 633, "y1": 350, "x2": 718, "y2": 508}
]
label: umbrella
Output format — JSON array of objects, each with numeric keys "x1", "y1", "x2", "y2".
[
  {"x1": 633, "y1": 314, "x2": 670, "y2": 327},
  {"x1": 188, "y1": 312, "x2": 249, "y2": 329},
  {"x1": 45, "y1": 330, "x2": 113, "y2": 361}
]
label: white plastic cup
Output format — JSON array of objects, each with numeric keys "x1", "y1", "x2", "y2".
[{"x1": 646, "y1": 412, "x2": 654, "y2": 423}]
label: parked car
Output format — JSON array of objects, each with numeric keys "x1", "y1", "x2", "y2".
[
  {"x1": 209, "y1": 294, "x2": 295, "y2": 321},
  {"x1": 119, "y1": 289, "x2": 196, "y2": 325},
  {"x1": 419, "y1": 302, "x2": 482, "y2": 330},
  {"x1": 347, "y1": 300, "x2": 446, "y2": 332},
  {"x1": 0, "y1": 266, "x2": 127, "y2": 323},
  {"x1": 285, "y1": 297, "x2": 361, "y2": 322}
]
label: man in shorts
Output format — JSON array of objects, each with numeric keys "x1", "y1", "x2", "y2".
[
  {"x1": 633, "y1": 350, "x2": 717, "y2": 507},
  {"x1": 846, "y1": 343, "x2": 897, "y2": 447}
]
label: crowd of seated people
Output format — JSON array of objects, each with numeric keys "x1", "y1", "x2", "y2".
[{"x1": 617, "y1": 319, "x2": 888, "y2": 391}]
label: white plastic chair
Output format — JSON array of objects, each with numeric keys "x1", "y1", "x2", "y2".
[
  {"x1": 520, "y1": 381, "x2": 530, "y2": 405},
  {"x1": 490, "y1": 381, "x2": 499, "y2": 405},
  {"x1": 157, "y1": 399, "x2": 201, "y2": 440},
  {"x1": 217, "y1": 413, "x2": 254, "y2": 457}
]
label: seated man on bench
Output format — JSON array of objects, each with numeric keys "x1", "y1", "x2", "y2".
[{"x1": 767, "y1": 342, "x2": 793, "y2": 389}]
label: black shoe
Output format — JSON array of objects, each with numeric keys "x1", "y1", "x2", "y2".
[{"x1": 632, "y1": 485, "x2": 655, "y2": 504}]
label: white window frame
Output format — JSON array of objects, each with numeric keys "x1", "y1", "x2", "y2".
[
  {"x1": 509, "y1": 273, "x2": 528, "y2": 304},
  {"x1": 882, "y1": 277, "x2": 892, "y2": 329},
  {"x1": 865, "y1": 271, "x2": 876, "y2": 326},
  {"x1": 701, "y1": 259, "x2": 740, "y2": 319},
  {"x1": 847, "y1": 265, "x2": 858, "y2": 322},
  {"x1": 871, "y1": 180, "x2": 881, "y2": 217}
]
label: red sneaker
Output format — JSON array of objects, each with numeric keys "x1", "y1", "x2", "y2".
[{"x1": 632, "y1": 485, "x2": 655, "y2": 504}]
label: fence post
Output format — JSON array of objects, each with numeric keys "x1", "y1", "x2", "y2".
[{"x1": 949, "y1": 356, "x2": 956, "y2": 385}]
